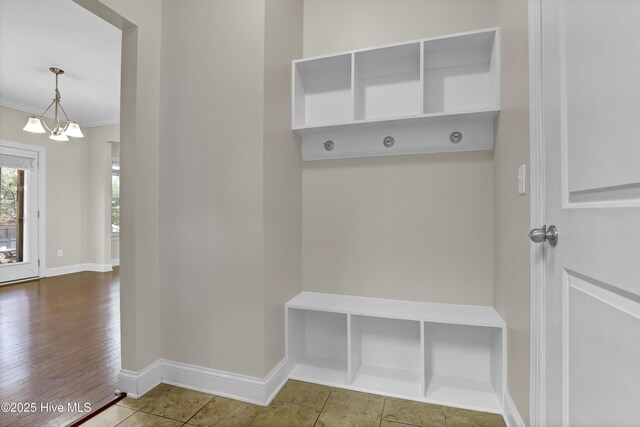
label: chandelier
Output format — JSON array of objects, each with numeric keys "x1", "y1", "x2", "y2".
[{"x1": 22, "y1": 67, "x2": 84, "y2": 141}]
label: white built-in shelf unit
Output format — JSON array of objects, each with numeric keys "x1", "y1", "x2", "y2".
[
  {"x1": 292, "y1": 28, "x2": 500, "y2": 160},
  {"x1": 286, "y1": 292, "x2": 506, "y2": 414}
]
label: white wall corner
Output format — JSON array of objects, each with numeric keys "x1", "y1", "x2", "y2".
[
  {"x1": 117, "y1": 358, "x2": 288, "y2": 405},
  {"x1": 504, "y1": 390, "x2": 526, "y2": 427},
  {"x1": 117, "y1": 360, "x2": 162, "y2": 399}
]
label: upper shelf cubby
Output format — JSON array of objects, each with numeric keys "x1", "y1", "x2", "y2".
[
  {"x1": 355, "y1": 42, "x2": 422, "y2": 121},
  {"x1": 292, "y1": 28, "x2": 501, "y2": 161},
  {"x1": 423, "y1": 30, "x2": 499, "y2": 114},
  {"x1": 293, "y1": 53, "x2": 353, "y2": 128}
]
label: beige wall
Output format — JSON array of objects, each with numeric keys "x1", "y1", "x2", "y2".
[
  {"x1": 0, "y1": 105, "x2": 116, "y2": 271},
  {"x1": 494, "y1": 0, "x2": 531, "y2": 422},
  {"x1": 304, "y1": 0, "x2": 498, "y2": 56},
  {"x1": 85, "y1": 124, "x2": 119, "y2": 267},
  {"x1": 263, "y1": 0, "x2": 304, "y2": 372},
  {"x1": 158, "y1": 0, "x2": 302, "y2": 378},
  {"x1": 302, "y1": 0, "x2": 498, "y2": 305},
  {"x1": 158, "y1": 0, "x2": 267, "y2": 376}
]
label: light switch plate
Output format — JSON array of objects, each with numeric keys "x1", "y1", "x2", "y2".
[{"x1": 518, "y1": 164, "x2": 526, "y2": 195}]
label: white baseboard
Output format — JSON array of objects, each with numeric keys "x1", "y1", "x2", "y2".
[
  {"x1": 46, "y1": 264, "x2": 85, "y2": 277},
  {"x1": 504, "y1": 390, "x2": 526, "y2": 427},
  {"x1": 112, "y1": 258, "x2": 120, "y2": 267},
  {"x1": 118, "y1": 358, "x2": 288, "y2": 406},
  {"x1": 46, "y1": 263, "x2": 113, "y2": 277},
  {"x1": 85, "y1": 263, "x2": 113, "y2": 272},
  {"x1": 118, "y1": 360, "x2": 162, "y2": 399}
]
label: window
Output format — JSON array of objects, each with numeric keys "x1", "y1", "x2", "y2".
[
  {"x1": 0, "y1": 167, "x2": 24, "y2": 263},
  {"x1": 112, "y1": 161, "x2": 120, "y2": 236}
]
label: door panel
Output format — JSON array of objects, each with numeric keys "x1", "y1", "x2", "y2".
[
  {"x1": 562, "y1": 0, "x2": 640, "y2": 193},
  {"x1": 566, "y1": 272, "x2": 640, "y2": 426},
  {"x1": 541, "y1": 0, "x2": 640, "y2": 425}
]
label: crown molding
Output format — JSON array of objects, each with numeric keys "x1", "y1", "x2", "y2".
[{"x1": 0, "y1": 96, "x2": 119, "y2": 128}]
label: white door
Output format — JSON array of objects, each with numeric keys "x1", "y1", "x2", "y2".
[
  {"x1": 537, "y1": 0, "x2": 640, "y2": 426},
  {"x1": 0, "y1": 144, "x2": 40, "y2": 283}
]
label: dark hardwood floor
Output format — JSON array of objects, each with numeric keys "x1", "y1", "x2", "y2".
[{"x1": 0, "y1": 269, "x2": 120, "y2": 427}]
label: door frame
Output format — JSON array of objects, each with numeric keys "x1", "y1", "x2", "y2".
[
  {"x1": 528, "y1": 0, "x2": 545, "y2": 425},
  {"x1": 0, "y1": 140, "x2": 47, "y2": 279}
]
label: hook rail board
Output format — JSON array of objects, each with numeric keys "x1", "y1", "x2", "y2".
[{"x1": 292, "y1": 28, "x2": 500, "y2": 160}]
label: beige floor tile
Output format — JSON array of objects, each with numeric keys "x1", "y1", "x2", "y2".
[
  {"x1": 250, "y1": 402, "x2": 320, "y2": 427},
  {"x1": 117, "y1": 384, "x2": 173, "y2": 410},
  {"x1": 382, "y1": 398, "x2": 445, "y2": 427},
  {"x1": 316, "y1": 410, "x2": 381, "y2": 427},
  {"x1": 79, "y1": 405, "x2": 136, "y2": 427},
  {"x1": 272, "y1": 380, "x2": 331, "y2": 408},
  {"x1": 116, "y1": 411, "x2": 184, "y2": 427},
  {"x1": 324, "y1": 388, "x2": 385, "y2": 418},
  {"x1": 187, "y1": 396, "x2": 261, "y2": 427},
  {"x1": 444, "y1": 407, "x2": 507, "y2": 427},
  {"x1": 137, "y1": 384, "x2": 213, "y2": 421}
]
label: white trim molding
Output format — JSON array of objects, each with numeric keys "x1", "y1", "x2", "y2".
[
  {"x1": 46, "y1": 263, "x2": 113, "y2": 277},
  {"x1": 46, "y1": 264, "x2": 85, "y2": 277},
  {"x1": 118, "y1": 358, "x2": 288, "y2": 406},
  {"x1": 118, "y1": 360, "x2": 162, "y2": 399},
  {"x1": 112, "y1": 258, "x2": 120, "y2": 267},
  {"x1": 505, "y1": 390, "x2": 527, "y2": 427},
  {"x1": 85, "y1": 263, "x2": 114, "y2": 272},
  {"x1": 529, "y1": 0, "x2": 545, "y2": 426}
]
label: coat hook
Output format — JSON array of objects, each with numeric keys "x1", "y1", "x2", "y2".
[{"x1": 450, "y1": 131, "x2": 462, "y2": 144}]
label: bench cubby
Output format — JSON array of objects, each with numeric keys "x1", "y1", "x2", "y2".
[{"x1": 286, "y1": 292, "x2": 506, "y2": 413}]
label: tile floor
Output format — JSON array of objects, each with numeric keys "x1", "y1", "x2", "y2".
[{"x1": 80, "y1": 380, "x2": 507, "y2": 427}]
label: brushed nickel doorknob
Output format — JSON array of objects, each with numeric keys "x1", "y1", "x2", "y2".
[{"x1": 529, "y1": 225, "x2": 558, "y2": 246}]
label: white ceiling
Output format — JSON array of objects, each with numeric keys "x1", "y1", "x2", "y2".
[{"x1": 0, "y1": 0, "x2": 121, "y2": 127}]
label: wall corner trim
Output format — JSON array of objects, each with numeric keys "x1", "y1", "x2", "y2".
[
  {"x1": 117, "y1": 360, "x2": 162, "y2": 399},
  {"x1": 504, "y1": 390, "x2": 526, "y2": 427},
  {"x1": 117, "y1": 358, "x2": 288, "y2": 406}
]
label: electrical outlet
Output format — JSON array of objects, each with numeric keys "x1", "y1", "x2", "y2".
[{"x1": 57, "y1": 249, "x2": 63, "y2": 257}]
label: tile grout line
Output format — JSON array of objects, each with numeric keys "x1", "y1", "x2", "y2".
[
  {"x1": 109, "y1": 405, "x2": 139, "y2": 427},
  {"x1": 181, "y1": 394, "x2": 214, "y2": 426},
  {"x1": 380, "y1": 397, "x2": 387, "y2": 427},
  {"x1": 246, "y1": 399, "x2": 264, "y2": 427},
  {"x1": 311, "y1": 387, "x2": 332, "y2": 427}
]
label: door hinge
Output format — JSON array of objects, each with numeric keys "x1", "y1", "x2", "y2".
[
  {"x1": 37, "y1": 210, "x2": 40, "y2": 219},
  {"x1": 38, "y1": 259, "x2": 40, "y2": 267}
]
